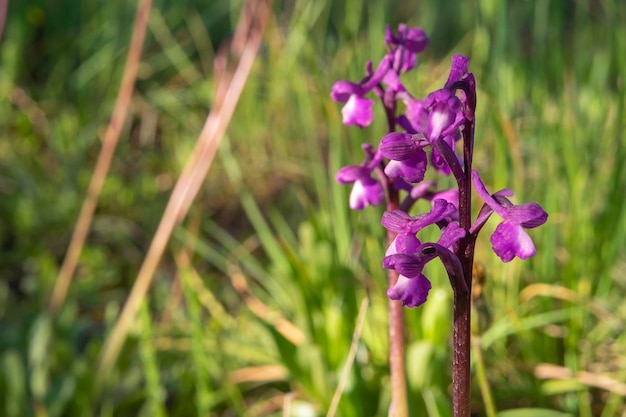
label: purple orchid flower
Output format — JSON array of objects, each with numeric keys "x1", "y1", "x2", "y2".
[
  {"x1": 378, "y1": 132, "x2": 429, "y2": 183},
  {"x1": 384, "y1": 222, "x2": 466, "y2": 307},
  {"x1": 471, "y1": 170, "x2": 548, "y2": 262},
  {"x1": 330, "y1": 56, "x2": 392, "y2": 128},
  {"x1": 380, "y1": 200, "x2": 461, "y2": 307},
  {"x1": 335, "y1": 144, "x2": 384, "y2": 210},
  {"x1": 394, "y1": 55, "x2": 473, "y2": 176},
  {"x1": 384, "y1": 24, "x2": 428, "y2": 74},
  {"x1": 382, "y1": 199, "x2": 457, "y2": 252},
  {"x1": 331, "y1": 26, "x2": 430, "y2": 128}
]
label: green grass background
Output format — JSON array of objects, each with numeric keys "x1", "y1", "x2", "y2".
[{"x1": 1, "y1": 0, "x2": 625, "y2": 416}]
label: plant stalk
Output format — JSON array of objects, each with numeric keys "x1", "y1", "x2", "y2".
[
  {"x1": 379, "y1": 90, "x2": 408, "y2": 417},
  {"x1": 453, "y1": 285, "x2": 472, "y2": 417},
  {"x1": 387, "y1": 189, "x2": 407, "y2": 417},
  {"x1": 452, "y1": 106, "x2": 477, "y2": 417}
]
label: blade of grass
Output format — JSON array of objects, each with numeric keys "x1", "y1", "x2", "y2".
[
  {"x1": 471, "y1": 336, "x2": 496, "y2": 417},
  {"x1": 137, "y1": 302, "x2": 166, "y2": 417},
  {"x1": 177, "y1": 251, "x2": 213, "y2": 416},
  {"x1": 217, "y1": 134, "x2": 292, "y2": 276},
  {"x1": 149, "y1": 8, "x2": 202, "y2": 85},
  {"x1": 326, "y1": 297, "x2": 369, "y2": 417}
]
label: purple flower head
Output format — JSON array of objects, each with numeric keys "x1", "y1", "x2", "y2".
[
  {"x1": 382, "y1": 199, "x2": 457, "y2": 238},
  {"x1": 382, "y1": 207, "x2": 464, "y2": 308},
  {"x1": 336, "y1": 144, "x2": 384, "y2": 210},
  {"x1": 387, "y1": 274, "x2": 432, "y2": 308},
  {"x1": 385, "y1": 24, "x2": 428, "y2": 74},
  {"x1": 330, "y1": 56, "x2": 392, "y2": 128},
  {"x1": 384, "y1": 222, "x2": 466, "y2": 307},
  {"x1": 398, "y1": 89, "x2": 465, "y2": 177},
  {"x1": 424, "y1": 89, "x2": 465, "y2": 141},
  {"x1": 471, "y1": 170, "x2": 548, "y2": 262},
  {"x1": 342, "y1": 94, "x2": 375, "y2": 128},
  {"x1": 429, "y1": 188, "x2": 460, "y2": 221},
  {"x1": 379, "y1": 132, "x2": 430, "y2": 183},
  {"x1": 404, "y1": 96, "x2": 463, "y2": 177},
  {"x1": 399, "y1": 56, "x2": 471, "y2": 139}
]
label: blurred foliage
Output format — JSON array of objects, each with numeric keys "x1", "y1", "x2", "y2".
[{"x1": 0, "y1": 0, "x2": 625, "y2": 416}]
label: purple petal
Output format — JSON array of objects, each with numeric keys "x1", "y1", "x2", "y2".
[
  {"x1": 402, "y1": 27, "x2": 428, "y2": 54},
  {"x1": 349, "y1": 177, "x2": 384, "y2": 210},
  {"x1": 384, "y1": 24, "x2": 395, "y2": 45},
  {"x1": 331, "y1": 81, "x2": 365, "y2": 103},
  {"x1": 427, "y1": 92, "x2": 463, "y2": 140},
  {"x1": 494, "y1": 188, "x2": 515, "y2": 198},
  {"x1": 384, "y1": 160, "x2": 405, "y2": 181},
  {"x1": 397, "y1": 151, "x2": 428, "y2": 183},
  {"x1": 342, "y1": 95, "x2": 375, "y2": 128},
  {"x1": 472, "y1": 170, "x2": 508, "y2": 218},
  {"x1": 361, "y1": 55, "x2": 392, "y2": 91},
  {"x1": 396, "y1": 48, "x2": 417, "y2": 73},
  {"x1": 397, "y1": 115, "x2": 417, "y2": 134},
  {"x1": 381, "y1": 210, "x2": 412, "y2": 232},
  {"x1": 491, "y1": 222, "x2": 536, "y2": 262},
  {"x1": 387, "y1": 24, "x2": 429, "y2": 54},
  {"x1": 437, "y1": 222, "x2": 466, "y2": 248},
  {"x1": 506, "y1": 202, "x2": 548, "y2": 228},
  {"x1": 387, "y1": 274, "x2": 431, "y2": 307},
  {"x1": 444, "y1": 55, "x2": 470, "y2": 88},
  {"x1": 335, "y1": 165, "x2": 370, "y2": 184},
  {"x1": 383, "y1": 69, "x2": 406, "y2": 93},
  {"x1": 404, "y1": 98, "x2": 428, "y2": 133},
  {"x1": 431, "y1": 188, "x2": 459, "y2": 211},
  {"x1": 406, "y1": 199, "x2": 457, "y2": 234},
  {"x1": 386, "y1": 233, "x2": 422, "y2": 256},
  {"x1": 379, "y1": 132, "x2": 419, "y2": 161},
  {"x1": 382, "y1": 253, "x2": 426, "y2": 278}
]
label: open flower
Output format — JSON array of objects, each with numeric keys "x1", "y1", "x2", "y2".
[
  {"x1": 383, "y1": 222, "x2": 466, "y2": 307},
  {"x1": 379, "y1": 132, "x2": 429, "y2": 183},
  {"x1": 331, "y1": 25, "x2": 430, "y2": 128},
  {"x1": 381, "y1": 200, "x2": 462, "y2": 307},
  {"x1": 395, "y1": 55, "x2": 474, "y2": 176},
  {"x1": 330, "y1": 56, "x2": 392, "y2": 127},
  {"x1": 335, "y1": 144, "x2": 384, "y2": 210},
  {"x1": 471, "y1": 170, "x2": 548, "y2": 262},
  {"x1": 385, "y1": 24, "x2": 428, "y2": 74}
]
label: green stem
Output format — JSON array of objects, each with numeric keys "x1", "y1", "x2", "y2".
[{"x1": 472, "y1": 337, "x2": 497, "y2": 417}]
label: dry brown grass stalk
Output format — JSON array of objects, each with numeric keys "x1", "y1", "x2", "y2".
[
  {"x1": 49, "y1": 0, "x2": 154, "y2": 314},
  {"x1": 0, "y1": 0, "x2": 8, "y2": 45},
  {"x1": 96, "y1": 0, "x2": 273, "y2": 382}
]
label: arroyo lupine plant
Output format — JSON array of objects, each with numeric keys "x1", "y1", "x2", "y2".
[{"x1": 331, "y1": 25, "x2": 547, "y2": 417}]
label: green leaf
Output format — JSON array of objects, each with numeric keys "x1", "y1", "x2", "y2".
[{"x1": 497, "y1": 408, "x2": 573, "y2": 417}]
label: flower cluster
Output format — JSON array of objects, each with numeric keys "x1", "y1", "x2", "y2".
[{"x1": 332, "y1": 25, "x2": 547, "y2": 307}]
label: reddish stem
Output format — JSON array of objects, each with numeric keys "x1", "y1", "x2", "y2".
[
  {"x1": 452, "y1": 112, "x2": 477, "y2": 417},
  {"x1": 386, "y1": 188, "x2": 408, "y2": 417},
  {"x1": 453, "y1": 289, "x2": 471, "y2": 417}
]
